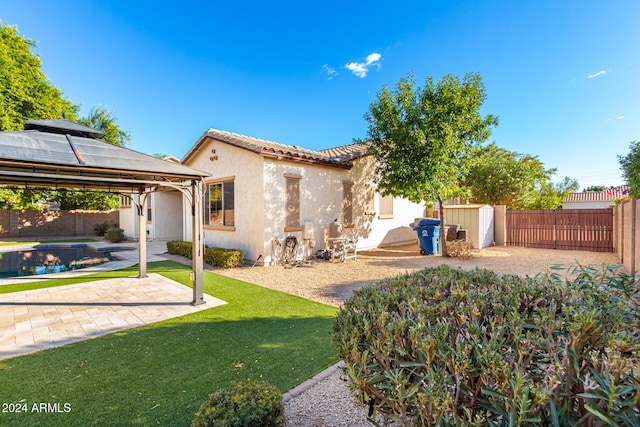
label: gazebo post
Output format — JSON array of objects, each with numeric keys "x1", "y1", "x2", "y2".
[
  {"x1": 191, "y1": 180, "x2": 205, "y2": 305},
  {"x1": 138, "y1": 191, "x2": 148, "y2": 278}
]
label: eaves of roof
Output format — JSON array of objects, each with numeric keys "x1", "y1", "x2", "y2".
[{"x1": 182, "y1": 128, "x2": 369, "y2": 169}]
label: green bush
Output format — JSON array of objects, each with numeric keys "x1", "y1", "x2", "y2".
[
  {"x1": 166, "y1": 240, "x2": 193, "y2": 258},
  {"x1": 192, "y1": 380, "x2": 285, "y2": 427},
  {"x1": 94, "y1": 220, "x2": 117, "y2": 236},
  {"x1": 204, "y1": 247, "x2": 244, "y2": 269},
  {"x1": 104, "y1": 227, "x2": 124, "y2": 243},
  {"x1": 333, "y1": 264, "x2": 640, "y2": 426},
  {"x1": 166, "y1": 240, "x2": 244, "y2": 268}
]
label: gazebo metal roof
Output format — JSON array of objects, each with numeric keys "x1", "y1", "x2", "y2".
[
  {"x1": 0, "y1": 119, "x2": 208, "y2": 191},
  {"x1": 0, "y1": 120, "x2": 208, "y2": 305}
]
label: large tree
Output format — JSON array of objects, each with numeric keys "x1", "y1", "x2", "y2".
[
  {"x1": 465, "y1": 143, "x2": 555, "y2": 208},
  {"x1": 0, "y1": 23, "x2": 130, "y2": 211},
  {"x1": 363, "y1": 72, "x2": 498, "y2": 256},
  {"x1": 77, "y1": 106, "x2": 131, "y2": 147},
  {"x1": 618, "y1": 140, "x2": 640, "y2": 198},
  {"x1": 0, "y1": 22, "x2": 77, "y2": 130}
]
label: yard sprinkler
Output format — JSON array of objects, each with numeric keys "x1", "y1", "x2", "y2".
[{"x1": 251, "y1": 254, "x2": 263, "y2": 268}]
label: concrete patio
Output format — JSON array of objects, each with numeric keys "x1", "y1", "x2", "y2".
[{"x1": 0, "y1": 239, "x2": 226, "y2": 360}]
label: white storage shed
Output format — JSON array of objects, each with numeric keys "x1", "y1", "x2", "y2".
[{"x1": 443, "y1": 204, "x2": 494, "y2": 248}]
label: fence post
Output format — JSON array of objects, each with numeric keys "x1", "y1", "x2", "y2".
[
  {"x1": 494, "y1": 205, "x2": 507, "y2": 246},
  {"x1": 632, "y1": 199, "x2": 637, "y2": 273}
]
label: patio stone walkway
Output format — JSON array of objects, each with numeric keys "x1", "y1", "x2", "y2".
[{"x1": 0, "y1": 273, "x2": 226, "y2": 360}]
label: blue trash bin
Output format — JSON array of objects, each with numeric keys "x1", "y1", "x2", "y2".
[{"x1": 412, "y1": 218, "x2": 440, "y2": 255}]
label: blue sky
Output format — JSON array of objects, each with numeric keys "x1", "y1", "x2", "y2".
[{"x1": 2, "y1": 0, "x2": 638, "y2": 190}]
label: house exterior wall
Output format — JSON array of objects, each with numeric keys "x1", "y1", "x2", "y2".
[
  {"x1": 153, "y1": 191, "x2": 183, "y2": 240},
  {"x1": 347, "y1": 156, "x2": 422, "y2": 250},
  {"x1": 260, "y1": 156, "x2": 424, "y2": 265},
  {"x1": 183, "y1": 139, "x2": 266, "y2": 261},
  {"x1": 179, "y1": 137, "x2": 424, "y2": 265},
  {"x1": 119, "y1": 197, "x2": 137, "y2": 239},
  {"x1": 262, "y1": 158, "x2": 347, "y2": 265}
]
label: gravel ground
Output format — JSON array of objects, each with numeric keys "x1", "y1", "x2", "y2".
[
  {"x1": 214, "y1": 243, "x2": 620, "y2": 307},
  {"x1": 162, "y1": 244, "x2": 620, "y2": 427}
]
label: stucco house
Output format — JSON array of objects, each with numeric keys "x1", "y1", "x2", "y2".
[
  {"x1": 562, "y1": 185, "x2": 628, "y2": 209},
  {"x1": 120, "y1": 128, "x2": 426, "y2": 266}
]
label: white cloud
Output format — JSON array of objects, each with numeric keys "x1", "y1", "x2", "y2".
[
  {"x1": 366, "y1": 53, "x2": 381, "y2": 63},
  {"x1": 588, "y1": 70, "x2": 606, "y2": 78},
  {"x1": 345, "y1": 52, "x2": 382, "y2": 78},
  {"x1": 617, "y1": 115, "x2": 625, "y2": 120},
  {"x1": 322, "y1": 64, "x2": 337, "y2": 80}
]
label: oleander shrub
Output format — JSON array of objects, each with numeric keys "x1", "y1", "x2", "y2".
[
  {"x1": 103, "y1": 227, "x2": 125, "y2": 243},
  {"x1": 167, "y1": 240, "x2": 244, "y2": 268},
  {"x1": 192, "y1": 380, "x2": 285, "y2": 427},
  {"x1": 333, "y1": 264, "x2": 640, "y2": 426}
]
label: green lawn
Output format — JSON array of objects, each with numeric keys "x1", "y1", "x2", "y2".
[{"x1": 0, "y1": 261, "x2": 338, "y2": 426}]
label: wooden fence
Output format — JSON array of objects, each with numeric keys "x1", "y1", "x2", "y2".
[{"x1": 506, "y1": 208, "x2": 614, "y2": 252}]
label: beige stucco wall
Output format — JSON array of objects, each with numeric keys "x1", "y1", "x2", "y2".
[
  {"x1": 183, "y1": 138, "x2": 266, "y2": 261},
  {"x1": 262, "y1": 158, "x2": 347, "y2": 264},
  {"x1": 261, "y1": 156, "x2": 423, "y2": 264},
  {"x1": 119, "y1": 196, "x2": 137, "y2": 239},
  {"x1": 347, "y1": 156, "x2": 422, "y2": 250},
  {"x1": 153, "y1": 191, "x2": 183, "y2": 240},
  {"x1": 181, "y1": 140, "x2": 424, "y2": 265}
]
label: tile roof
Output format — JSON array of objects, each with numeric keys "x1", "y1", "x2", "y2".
[
  {"x1": 563, "y1": 185, "x2": 629, "y2": 203},
  {"x1": 319, "y1": 143, "x2": 369, "y2": 162},
  {"x1": 182, "y1": 128, "x2": 368, "y2": 169}
]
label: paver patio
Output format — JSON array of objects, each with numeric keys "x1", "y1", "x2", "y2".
[{"x1": 0, "y1": 273, "x2": 226, "y2": 360}]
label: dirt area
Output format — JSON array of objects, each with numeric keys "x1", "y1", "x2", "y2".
[{"x1": 205, "y1": 244, "x2": 620, "y2": 307}]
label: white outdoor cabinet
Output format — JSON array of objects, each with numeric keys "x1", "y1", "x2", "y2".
[{"x1": 442, "y1": 204, "x2": 494, "y2": 248}]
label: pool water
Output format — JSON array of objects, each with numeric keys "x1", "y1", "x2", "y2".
[{"x1": 0, "y1": 245, "x2": 113, "y2": 278}]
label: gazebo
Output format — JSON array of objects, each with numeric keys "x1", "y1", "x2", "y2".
[{"x1": 0, "y1": 119, "x2": 210, "y2": 305}]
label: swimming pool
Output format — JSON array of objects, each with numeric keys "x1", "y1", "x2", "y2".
[{"x1": 0, "y1": 244, "x2": 114, "y2": 278}]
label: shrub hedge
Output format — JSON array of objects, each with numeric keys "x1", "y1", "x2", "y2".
[
  {"x1": 94, "y1": 220, "x2": 117, "y2": 236},
  {"x1": 104, "y1": 227, "x2": 125, "y2": 243},
  {"x1": 166, "y1": 240, "x2": 244, "y2": 269},
  {"x1": 333, "y1": 264, "x2": 640, "y2": 426},
  {"x1": 192, "y1": 380, "x2": 285, "y2": 427}
]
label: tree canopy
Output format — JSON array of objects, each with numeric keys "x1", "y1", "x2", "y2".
[
  {"x1": 465, "y1": 143, "x2": 555, "y2": 208},
  {"x1": 77, "y1": 106, "x2": 130, "y2": 147},
  {"x1": 0, "y1": 22, "x2": 129, "y2": 211},
  {"x1": 618, "y1": 141, "x2": 640, "y2": 198},
  {"x1": 0, "y1": 23, "x2": 77, "y2": 130},
  {"x1": 363, "y1": 71, "x2": 498, "y2": 255},
  {"x1": 525, "y1": 176, "x2": 579, "y2": 209}
]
